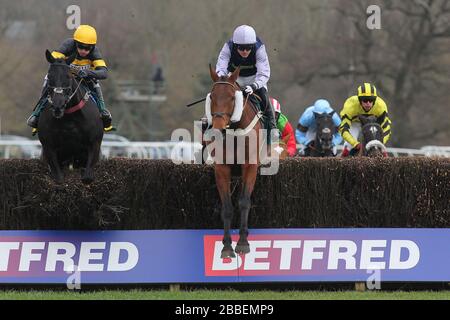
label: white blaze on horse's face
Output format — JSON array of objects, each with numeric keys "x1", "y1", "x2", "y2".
[
  {"x1": 320, "y1": 128, "x2": 332, "y2": 150},
  {"x1": 210, "y1": 95, "x2": 231, "y2": 130},
  {"x1": 322, "y1": 128, "x2": 331, "y2": 135},
  {"x1": 370, "y1": 126, "x2": 378, "y2": 135}
]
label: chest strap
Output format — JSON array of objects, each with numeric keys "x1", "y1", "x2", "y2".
[{"x1": 65, "y1": 92, "x2": 90, "y2": 114}]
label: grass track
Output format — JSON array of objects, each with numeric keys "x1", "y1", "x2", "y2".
[{"x1": 0, "y1": 289, "x2": 449, "y2": 300}]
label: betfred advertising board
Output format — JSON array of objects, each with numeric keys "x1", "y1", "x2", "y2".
[{"x1": 0, "y1": 229, "x2": 448, "y2": 283}]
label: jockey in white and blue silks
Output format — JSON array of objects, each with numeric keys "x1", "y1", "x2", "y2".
[
  {"x1": 295, "y1": 99, "x2": 343, "y2": 155},
  {"x1": 215, "y1": 25, "x2": 276, "y2": 133}
]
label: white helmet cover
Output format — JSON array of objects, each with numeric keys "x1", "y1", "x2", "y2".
[{"x1": 232, "y1": 25, "x2": 257, "y2": 45}]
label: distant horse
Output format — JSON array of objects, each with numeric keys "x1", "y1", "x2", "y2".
[
  {"x1": 304, "y1": 112, "x2": 337, "y2": 157},
  {"x1": 271, "y1": 133, "x2": 291, "y2": 160},
  {"x1": 357, "y1": 115, "x2": 387, "y2": 157},
  {"x1": 37, "y1": 50, "x2": 104, "y2": 184},
  {"x1": 207, "y1": 65, "x2": 267, "y2": 258}
]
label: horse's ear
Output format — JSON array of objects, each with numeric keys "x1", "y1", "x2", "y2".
[
  {"x1": 370, "y1": 115, "x2": 378, "y2": 123},
  {"x1": 209, "y1": 64, "x2": 219, "y2": 82},
  {"x1": 329, "y1": 111, "x2": 335, "y2": 117},
  {"x1": 45, "y1": 50, "x2": 55, "y2": 64},
  {"x1": 313, "y1": 111, "x2": 320, "y2": 118},
  {"x1": 229, "y1": 66, "x2": 240, "y2": 83},
  {"x1": 66, "y1": 52, "x2": 77, "y2": 65},
  {"x1": 358, "y1": 114, "x2": 368, "y2": 124}
]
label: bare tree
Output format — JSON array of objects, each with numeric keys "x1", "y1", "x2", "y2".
[
  {"x1": 0, "y1": 0, "x2": 448, "y2": 145},
  {"x1": 284, "y1": 0, "x2": 450, "y2": 147}
]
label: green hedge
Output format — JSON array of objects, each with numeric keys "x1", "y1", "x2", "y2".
[{"x1": 0, "y1": 158, "x2": 448, "y2": 230}]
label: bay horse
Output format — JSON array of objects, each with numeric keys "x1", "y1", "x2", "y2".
[
  {"x1": 206, "y1": 65, "x2": 266, "y2": 258},
  {"x1": 357, "y1": 114, "x2": 387, "y2": 157},
  {"x1": 37, "y1": 50, "x2": 104, "y2": 184},
  {"x1": 305, "y1": 112, "x2": 336, "y2": 157}
]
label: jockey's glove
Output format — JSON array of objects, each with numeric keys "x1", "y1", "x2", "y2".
[
  {"x1": 244, "y1": 84, "x2": 258, "y2": 95},
  {"x1": 77, "y1": 69, "x2": 92, "y2": 79},
  {"x1": 77, "y1": 67, "x2": 108, "y2": 80}
]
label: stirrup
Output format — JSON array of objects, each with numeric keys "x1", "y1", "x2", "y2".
[{"x1": 31, "y1": 128, "x2": 38, "y2": 136}]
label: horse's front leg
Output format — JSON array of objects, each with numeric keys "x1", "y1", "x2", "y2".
[
  {"x1": 215, "y1": 164, "x2": 235, "y2": 258},
  {"x1": 81, "y1": 140, "x2": 101, "y2": 184},
  {"x1": 235, "y1": 164, "x2": 258, "y2": 255},
  {"x1": 42, "y1": 146, "x2": 64, "y2": 184}
]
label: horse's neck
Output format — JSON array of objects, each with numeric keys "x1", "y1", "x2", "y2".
[
  {"x1": 238, "y1": 100, "x2": 259, "y2": 129},
  {"x1": 314, "y1": 138, "x2": 322, "y2": 152},
  {"x1": 68, "y1": 80, "x2": 86, "y2": 107}
]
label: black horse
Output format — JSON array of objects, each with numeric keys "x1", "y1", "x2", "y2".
[
  {"x1": 37, "y1": 50, "x2": 104, "y2": 184},
  {"x1": 305, "y1": 112, "x2": 337, "y2": 157},
  {"x1": 357, "y1": 115, "x2": 387, "y2": 157}
]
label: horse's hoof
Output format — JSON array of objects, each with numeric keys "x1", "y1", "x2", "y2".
[
  {"x1": 221, "y1": 247, "x2": 236, "y2": 259},
  {"x1": 235, "y1": 243, "x2": 250, "y2": 255}
]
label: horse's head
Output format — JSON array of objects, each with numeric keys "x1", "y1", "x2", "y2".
[
  {"x1": 358, "y1": 114, "x2": 385, "y2": 157},
  {"x1": 208, "y1": 65, "x2": 241, "y2": 130},
  {"x1": 272, "y1": 133, "x2": 291, "y2": 160},
  {"x1": 314, "y1": 111, "x2": 335, "y2": 152},
  {"x1": 45, "y1": 49, "x2": 77, "y2": 119}
]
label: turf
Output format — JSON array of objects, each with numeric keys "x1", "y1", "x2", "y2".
[{"x1": 0, "y1": 289, "x2": 448, "y2": 300}]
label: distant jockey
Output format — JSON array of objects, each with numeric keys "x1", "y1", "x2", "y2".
[
  {"x1": 296, "y1": 99, "x2": 342, "y2": 156},
  {"x1": 270, "y1": 97, "x2": 297, "y2": 157}
]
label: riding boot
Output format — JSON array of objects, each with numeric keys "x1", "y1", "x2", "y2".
[
  {"x1": 93, "y1": 83, "x2": 114, "y2": 132},
  {"x1": 27, "y1": 77, "x2": 49, "y2": 130},
  {"x1": 27, "y1": 97, "x2": 45, "y2": 128},
  {"x1": 201, "y1": 116, "x2": 209, "y2": 134},
  {"x1": 257, "y1": 88, "x2": 277, "y2": 144}
]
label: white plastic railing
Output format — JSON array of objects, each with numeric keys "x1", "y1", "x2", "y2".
[
  {"x1": 0, "y1": 140, "x2": 448, "y2": 159},
  {"x1": 419, "y1": 146, "x2": 450, "y2": 157},
  {"x1": 0, "y1": 140, "x2": 203, "y2": 161}
]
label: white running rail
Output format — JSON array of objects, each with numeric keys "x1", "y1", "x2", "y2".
[{"x1": 0, "y1": 140, "x2": 448, "y2": 159}]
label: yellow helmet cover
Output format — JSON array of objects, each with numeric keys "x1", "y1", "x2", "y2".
[{"x1": 73, "y1": 25, "x2": 97, "y2": 45}]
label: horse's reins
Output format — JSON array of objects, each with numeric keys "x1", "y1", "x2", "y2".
[
  {"x1": 47, "y1": 74, "x2": 89, "y2": 114},
  {"x1": 47, "y1": 62, "x2": 87, "y2": 108},
  {"x1": 210, "y1": 81, "x2": 261, "y2": 121},
  {"x1": 64, "y1": 78, "x2": 90, "y2": 114},
  {"x1": 67, "y1": 77, "x2": 84, "y2": 103}
]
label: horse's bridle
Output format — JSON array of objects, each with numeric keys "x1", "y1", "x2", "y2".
[
  {"x1": 209, "y1": 81, "x2": 241, "y2": 121},
  {"x1": 312, "y1": 116, "x2": 334, "y2": 153},
  {"x1": 361, "y1": 122, "x2": 383, "y2": 141},
  {"x1": 47, "y1": 64, "x2": 84, "y2": 108},
  {"x1": 361, "y1": 122, "x2": 386, "y2": 154}
]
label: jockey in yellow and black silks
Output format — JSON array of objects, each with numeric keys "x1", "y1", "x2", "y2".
[
  {"x1": 27, "y1": 25, "x2": 114, "y2": 132},
  {"x1": 338, "y1": 83, "x2": 392, "y2": 156}
]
